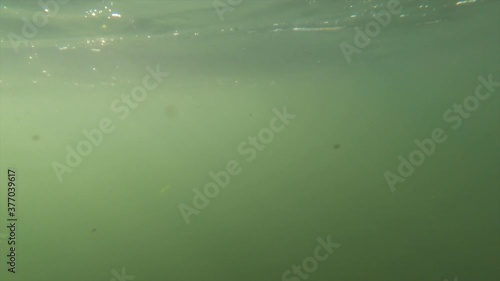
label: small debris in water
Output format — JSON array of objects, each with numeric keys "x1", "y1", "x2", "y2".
[
  {"x1": 32, "y1": 134, "x2": 40, "y2": 141},
  {"x1": 164, "y1": 105, "x2": 179, "y2": 118},
  {"x1": 91, "y1": 228, "x2": 97, "y2": 233},
  {"x1": 334, "y1": 144, "x2": 340, "y2": 149},
  {"x1": 160, "y1": 185, "x2": 171, "y2": 194}
]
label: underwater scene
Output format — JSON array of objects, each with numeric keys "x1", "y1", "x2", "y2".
[{"x1": 0, "y1": 0, "x2": 499, "y2": 280}]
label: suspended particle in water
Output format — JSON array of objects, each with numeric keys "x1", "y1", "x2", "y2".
[{"x1": 164, "y1": 105, "x2": 179, "y2": 119}]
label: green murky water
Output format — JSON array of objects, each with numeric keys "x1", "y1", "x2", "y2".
[{"x1": 0, "y1": 0, "x2": 499, "y2": 280}]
